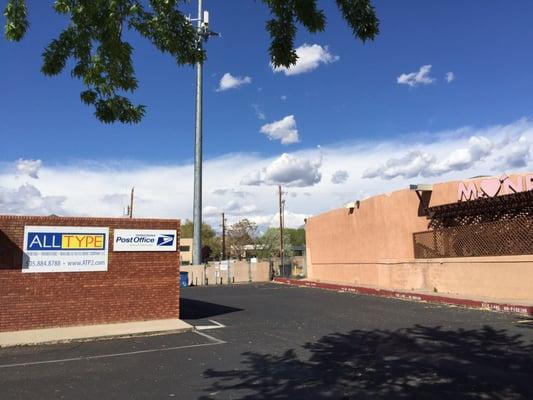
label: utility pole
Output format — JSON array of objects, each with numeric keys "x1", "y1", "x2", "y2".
[
  {"x1": 221, "y1": 212, "x2": 226, "y2": 260},
  {"x1": 129, "y1": 187, "x2": 134, "y2": 218},
  {"x1": 192, "y1": 0, "x2": 204, "y2": 265},
  {"x1": 278, "y1": 185, "x2": 284, "y2": 272},
  {"x1": 192, "y1": 1, "x2": 218, "y2": 265}
]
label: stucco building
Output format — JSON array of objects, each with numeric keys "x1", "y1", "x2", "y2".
[
  {"x1": 180, "y1": 238, "x2": 193, "y2": 266},
  {"x1": 304, "y1": 173, "x2": 533, "y2": 305}
]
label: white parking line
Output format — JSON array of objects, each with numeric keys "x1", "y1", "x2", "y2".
[
  {"x1": 0, "y1": 331, "x2": 225, "y2": 369},
  {"x1": 193, "y1": 330, "x2": 226, "y2": 343},
  {"x1": 194, "y1": 319, "x2": 226, "y2": 331}
]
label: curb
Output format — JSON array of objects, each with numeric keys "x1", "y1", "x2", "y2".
[
  {"x1": 273, "y1": 278, "x2": 533, "y2": 316},
  {"x1": 0, "y1": 319, "x2": 194, "y2": 348}
]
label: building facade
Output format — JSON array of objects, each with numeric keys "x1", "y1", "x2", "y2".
[
  {"x1": 305, "y1": 173, "x2": 533, "y2": 304},
  {"x1": 0, "y1": 215, "x2": 180, "y2": 332},
  {"x1": 180, "y1": 238, "x2": 193, "y2": 265}
]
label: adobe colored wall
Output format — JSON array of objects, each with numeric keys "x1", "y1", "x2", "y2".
[
  {"x1": 305, "y1": 173, "x2": 533, "y2": 303},
  {"x1": 306, "y1": 188, "x2": 428, "y2": 264},
  {"x1": 181, "y1": 261, "x2": 270, "y2": 286},
  {"x1": 0, "y1": 215, "x2": 180, "y2": 332}
]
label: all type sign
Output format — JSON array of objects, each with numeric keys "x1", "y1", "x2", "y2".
[
  {"x1": 22, "y1": 226, "x2": 109, "y2": 273},
  {"x1": 113, "y1": 229, "x2": 177, "y2": 252}
]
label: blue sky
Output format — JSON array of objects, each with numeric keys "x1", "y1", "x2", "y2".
[{"x1": 1, "y1": 1, "x2": 533, "y2": 226}]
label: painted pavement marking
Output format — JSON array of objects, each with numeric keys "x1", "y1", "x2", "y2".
[
  {"x1": 194, "y1": 319, "x2": 226, "y2": 331},
  {"x1": 0, "y1": 331, "x2": 225, "y2": 369}
]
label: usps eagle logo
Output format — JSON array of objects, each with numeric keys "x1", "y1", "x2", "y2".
[{"x1": 156, "y1": 234, "x2": 175, "y2": 247}]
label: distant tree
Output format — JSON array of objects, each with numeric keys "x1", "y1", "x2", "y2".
[
  {"x1": 181, "y1": 219, "x2": 193, "y2": 238},
  {"x1": 181, "y1": 219, "x2": 213, "y2": 239},
  {"x1": 257, "y1": 228, "x2": 293, "y2": 260},
  {"x1": 256, "y1": 228, "x2": 280, "y2": 260},
  {"x1": 3, "y1": 0, "x2": 379, "y2": 123},
  {"x1": 227, "y1": 218, "x2": 258, "y2": 260},
  {"x1": 202, "y1": 236, "x2": 221, "y2": 262},
  {"x1": 284, "y1": 227, "x2": 306, "y2": 247},
  {"x1": 181, "y1": 219, "x2": 221, "y2": 262}
]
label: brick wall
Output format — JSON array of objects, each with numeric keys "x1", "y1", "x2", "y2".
[{"x1": 0, "y1": 215, "x2": 180, "y2": 332}]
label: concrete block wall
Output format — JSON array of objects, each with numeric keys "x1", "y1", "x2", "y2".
[
  {"x1": 181, "y1": 261, "x2": 270, "y2": 286},
  {"x1": 0, "y1": 215, "x2": 180, "y2": 332}
]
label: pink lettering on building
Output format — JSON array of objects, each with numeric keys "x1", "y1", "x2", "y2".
[
  {"x1": 458, "y1": 182, "x2": 478, "y2": 201},
  {"x1": 458, "y1": 174, "x2": 533, "y2": 201}
]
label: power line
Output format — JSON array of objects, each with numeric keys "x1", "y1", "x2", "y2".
[
  {"x1": 221, "y1": 212, "x2": 226, "y2": 260},
  {"x1": 279, "y1": 185, "x2": 284, "y2": 271}
]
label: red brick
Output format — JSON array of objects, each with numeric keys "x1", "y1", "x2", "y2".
[{"x1": 0, "y1": 215, "x2": 180, "y2": 332}]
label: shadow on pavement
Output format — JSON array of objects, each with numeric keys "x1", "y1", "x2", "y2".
[
  {"x1": 201, "y1": 325, "x2": 533, "y2": 399},
  {"x1": 180, "y1": 297, "x2": 243, "y2": 320}
]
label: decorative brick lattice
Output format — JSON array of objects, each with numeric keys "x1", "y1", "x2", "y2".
[{"x1": 414, "y1": 191, "x2": 533, "y2": 258}]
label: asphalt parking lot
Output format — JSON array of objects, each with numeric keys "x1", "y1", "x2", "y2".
[{"x1": 2, "y1": 283, "x2": 533, "y2": 399}]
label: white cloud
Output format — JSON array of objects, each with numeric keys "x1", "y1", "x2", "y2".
[
  {"x1": 202, "y1": 205, "x2": 220, "y2": 217},
  {"x1": 249, "y1": 210, "x2": 308, "y2": 231},
  {"x1": 496, "y1": 136, "x2": 531, "y2": 169},
  {"x1": 260, "y1": 115, "x2": 300, "y2": 145},
  {"x1": 361, "y1": 122, "x2": 533, "y2": 181},
  {"x1": 1, "y1": 119, "x2": 531, "y2": 230},
  {"x1": 446, "y1": 72, "x2": 455, "y2": 83},
  {"x1": 241, "y1": 153, "x2": 322, "y2": 187},
  {"x1": 362, "y1": 151, "x2": 436, "y2": 180},
  {"x1": 236, "y1": 204, "x2": 258, "y2": 215},
  {"x1": 16, "y1": 159, "x2": 42, "y2": 179},
  {"x1": 217, "y1": 72, "x2": 252, "y2": 91},
  {"x1": 203, "y1": 201, "x2": 258, "y2": 219},
  {"x1": 362, "y1": 136, "x2": 494, "y2": 180},
  {"x1": 429, "y1": 136, "x2": 493, "y2": 175},
  {"x1": 252, "y1": 104, "x2": 266, "y2": 120},
  {"x1": 397, "y1": 65, "x2": 436, "y2": 87},
  {"x1": 0, "y1": 184, "x2": 66, "y2": 215},
  {"x1": 272, "y1": 44, "x2": 339, "y2": 76},
  {"x1": 212, "y1": 188, "x2": 251, "y2": 198},
  {"x1": 239, "y1": 170, "x2": 263, "y2": 186},
  {"x1": 331, "y1": 170, "x2": 349, "y2": 184}
]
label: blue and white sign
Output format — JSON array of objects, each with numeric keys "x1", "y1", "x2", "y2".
[
  {"x1": 113, "y1": 229, "x2": 177, "y2": 252},
  {"x1": 22, "y1": 226, "x2": 109, "y2": 273}
]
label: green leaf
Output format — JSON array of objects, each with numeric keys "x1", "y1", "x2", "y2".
[
  {"x1": 336, "y1": 0, "x2": 380, "y2": 42},
  {"x1": 5, "y1": 0, "x2": 379, "y2": 124},
  {"x1": 80, "y1": 90, "x2": 97, "y2": 105},
  {"x1": 53, "y1": 0, "x2": 70, "y2": 14},
  {"x1": 4, "y1": 0, "x2": 29, "y2": 41}
]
